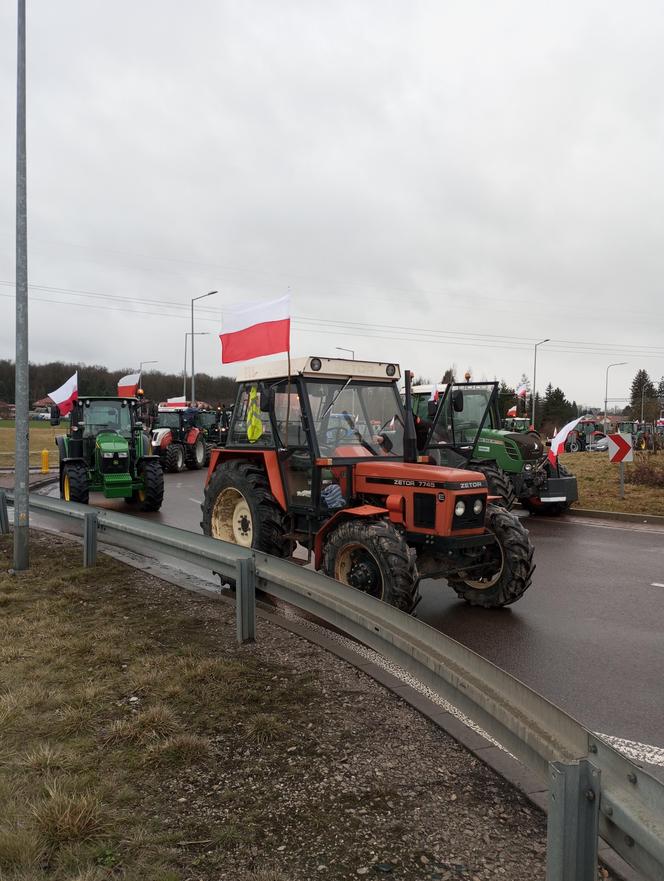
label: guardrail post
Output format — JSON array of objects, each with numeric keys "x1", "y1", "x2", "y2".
[
  {"x1": 236, "y1": 557, "x2": 256, "y2": 644},
  {"x1": 83, "y1": 512, "x2": 97, "y2": 567},
  {"x1": 0, "y1": 491, "x2": 9, "y2": 535},
  {"x1": 546, "y1": 759, "x2": 600, "y2": 881}
]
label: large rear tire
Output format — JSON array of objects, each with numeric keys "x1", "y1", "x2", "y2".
[
  {"x1": 164, "y1": 444, "x2": 185, "y2": 473},
  {"x1": 137, "y1": 460, "x2": 164, "y2": 512},
  {"x1": 200, "y1": 460, "x2": 290, "y2": 557},
  {"x1": 521, "y1": 461, "x2": 574, "y2": 517},
  {"x1": 468, "y1": 460, "x2": 516, "y2": 510},
  {"x1": 186, "y1": 437, "x2": 206, "y2": 470},
  {"x1": 322, "y1": 518, "x2": 419, "y2": 613},
  {"x1": 447, "y1": 504, "x2": 534, "y2": 608},
  {"x1": 61, "y1": 463, "x2": 89, "y2": 505}
]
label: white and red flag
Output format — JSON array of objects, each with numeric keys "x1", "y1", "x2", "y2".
[
  {"x1": 506, "y1": 405, "x2": 517, "y2": 417},
  {"x1": 220, "y1": 295, "x2": 290, "y2": 364},
  {"x1": 548, "y1": 416, "x2": 583, "y2": 464},
  {"x1": 117, "y1": 372, "x2": 141, "y2": 398},
  {"x1": 48, "y1": 371, "x2": 78, "y2": 416},
  {"x1": 516, "y1": 383, "x2": 529, "y2": 399},
  {"x1": 160, "y1": 396, "x2": 187, "y2": 409}
]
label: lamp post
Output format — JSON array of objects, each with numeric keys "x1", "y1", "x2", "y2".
[
  {"x1": 138, "y1": 360, "x2": 157, "y2": 381},
  {"x1": 191, "y1": 290, "x2": 218, "y2": 403},
  {"x1": 604, "y1": 362, "x2": 627, "y2": 435},
  {"x1": 532, "y1": 338, "x2": 549, "y2": 430},
  {"x1": 336, "y1": 347, "x2": 355, "y2": 359},
  {"x1": 183, "y1": 333, "x2": 211, "y2": 397}
]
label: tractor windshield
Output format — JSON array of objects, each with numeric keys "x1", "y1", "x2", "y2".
[
  {"x1": 195, "y1": 412, "x2": 218, "y2": 429},
  {"x1": 155, "y1": 412, "x2": 182, "y2": 429},
  {"x1": 78, "y1": 400, "x2": 133, "y2": 436},
  {"x1": 427, "y1": 384, "x2": 496, "y2": 451},
  {"x1": 304, "y1": 378, "x2": 404, "y2": 457}
]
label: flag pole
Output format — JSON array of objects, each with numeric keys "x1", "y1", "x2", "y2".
[{"x1": 285, "y1": 347, "x2": 291, "y2": 449}]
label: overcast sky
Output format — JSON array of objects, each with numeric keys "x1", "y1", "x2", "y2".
[{"x1": 2, "y1": 0, "x2": 664, "y2": 407}]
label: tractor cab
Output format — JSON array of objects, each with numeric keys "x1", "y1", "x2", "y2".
[{"x1": 202, "y1": 357, "x2": 536, "y2": 613}]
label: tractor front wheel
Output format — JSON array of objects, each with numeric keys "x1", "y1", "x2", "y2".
[
  {"x1": 201, "y1": 460, "x2": 290, "y2": 557},
  {"x1": 468, "y1": 460, "x2": 516, "y2": 510},
  {"x1": 186, "y1": 438, "x2": 206, "y2": 470},
  {"x1": 61, "y1": 463, "x2": 89, "y2": 505},
  {"x1": 447, "y1": 504, "x2": 534, "y2": 608},
  {"x1": 322, "y1": 518, "x2": 419, "y2": 613},
  {"x1": 136, "y1": 460, "x2": 164, "y2": 512},
  {"x1": 164, "y1": 444, "x2": 185, "y2": 473}
]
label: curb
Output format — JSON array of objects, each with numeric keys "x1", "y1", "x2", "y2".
[
  {"x1": 10, "y1": 524, "x2": 643, "y2": 881},
  {"x1": 568, "y1": 507, "x2": 664, "y2": 526}
]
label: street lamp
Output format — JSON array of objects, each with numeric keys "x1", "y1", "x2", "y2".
[
  {"x1": 183, "y1": 333, "x2": 211, "y2": 397},
  {"x1": 191, "y1": 290, "x2": 218, "y2": 403},
  {"x1": 336, "y1": 347, "x2": 355, "y2": 359},
  {"x1": 138, "y1": 360, "x2": 157, "y2": 378},
  {"x1": 532, "y1": 339, "x2": 549, "y2": 429},
  {"x1": 604, "y1": 362, "x2": 627, "y2": 435}
]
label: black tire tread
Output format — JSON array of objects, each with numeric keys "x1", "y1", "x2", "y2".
[
  {"x1": 468, "y1": 459, "x2": 516, "y2": 510},
  {"x1": 139, "y1": 460, "x2": 164, "y2": 512},
  {"x1": 200, "y1": 459, "x2": 290, "y2": 558},
  {"x1": 322, "y1": 518, "x2": 419, "y2": 613},
  {"x1": 447, "y1": 503, "x2": 534, "y2": 608},
  {"x1": 185, "y1": 437, "x2": 206, "y2": 470},
  {"x1": 62, "y1": 462, "x2": 89, "y2": 505},
  {"x1": 164, "y1": 443, "x2": 184, "y2": 473}
]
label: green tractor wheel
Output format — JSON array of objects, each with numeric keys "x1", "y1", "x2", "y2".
[
  {"x1": 135, "y1": 460, "x2": 164, "y2": 512},
  {"x1": 61, "y1": 463, "x2": 89, "y2": 505},
  {"x1": 467, "y1": 460, "x2": 516, "y2": 510}
]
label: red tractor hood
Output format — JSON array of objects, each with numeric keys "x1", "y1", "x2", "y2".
[{"x1": 352, "y1": 459, "x2": 488, "y2": 490}]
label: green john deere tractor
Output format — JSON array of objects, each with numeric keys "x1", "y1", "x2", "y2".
[
  {"x1": 411, "y1": 382, "x2": 578, "y2": 515},
  {"x1": 51, "y1": 397, "x2": 164, "y2": 511}
]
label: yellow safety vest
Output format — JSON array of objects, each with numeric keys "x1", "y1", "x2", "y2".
[{"x1": 246, "y1": 385, "x2": 263, "y2": 443}]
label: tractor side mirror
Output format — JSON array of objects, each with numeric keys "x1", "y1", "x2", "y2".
[
  {"x1": 427, "y1": 400, "x2": 437, "y2": 419},
  {"x1": 50, "y1": 405, "x2": 61, "y2": 426},
  {"x1": 452, "y1": 390, "x2": 464, "y2": 412}
]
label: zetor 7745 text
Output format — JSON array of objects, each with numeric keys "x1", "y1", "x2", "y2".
[{"x1": 201, "y1": 358, "x2": 535, "y2": 612}]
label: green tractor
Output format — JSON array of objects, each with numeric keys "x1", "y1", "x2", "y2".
[
  {"x1": 51, "y1": 397, "x2": 164, "y2": 511},
  {"x1": 411, "y1": 382, "x2": 578, "y2": 515}
]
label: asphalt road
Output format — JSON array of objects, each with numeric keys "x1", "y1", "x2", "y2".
[{"x1": 43, "y1": 469, "x2": 664, "y2": 763}]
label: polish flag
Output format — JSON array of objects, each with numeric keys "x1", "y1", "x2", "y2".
[
  {"x1": 516, "y1": 383, "x2": 528, "y2": 398},
  {"x1": 48, "y1": 372, "x2": 78, "y2": 416},
  {"x1": 117, "y1": 372, "x2": 141, "y2": 398},
  {"x1": 220, "y1": 295, "x2": 290, "y2": 364},
  {"x1": 506, "y1": 405, "x2": 517, "y2": 417},
  {"x1": 161, "y1": 396, "x2": 187, "y2": 409},
  {"x1": 548, "y1": 415, "x2": 584, "y2": 464}
]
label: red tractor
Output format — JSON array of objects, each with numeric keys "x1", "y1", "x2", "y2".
[
  {"x1": 151, "y1": 404, "x2": 207, "y2": 473},
  {"x1": 201, "y1": 358, "x2": 535, "y2": 612}
]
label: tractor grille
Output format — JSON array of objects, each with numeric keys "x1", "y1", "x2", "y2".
[
  {"x1": 100, "y1": 456, "x2": 129, "y2": 475},
  {"x1": 452, "y1": 494, "x2": 486, "y2": 530},
  {"x1": 413, "y1": 493, "x2": 436, "y2": 529}
]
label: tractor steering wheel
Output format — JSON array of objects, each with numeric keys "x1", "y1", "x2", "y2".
[{"x1": 325, "y1": 427, "x2": 350, "y2": 446}]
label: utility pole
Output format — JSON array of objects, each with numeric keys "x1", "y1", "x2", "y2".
[
  {"x1": 183, "y1": 332, "x2": 210, "y2": 397},
  {"x1": 532, "y1": 339, "x2": 549, "y2": 430},
  {"x1": 14, "y1": 0, "x2": 29, "y2": 570},
  {"x1": 604, "y1": 362, "x2": 627, "y2": 435},
  {"x1": 191, "y1": 290, "x2": 218, "y2": 403}
]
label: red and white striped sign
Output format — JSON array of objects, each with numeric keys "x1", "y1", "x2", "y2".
[{"x1": 608, "y1": 433, "x2": 633, "y2": 463}]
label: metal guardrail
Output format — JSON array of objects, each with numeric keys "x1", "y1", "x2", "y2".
[{"x1": 1, "y1": 489, "x2": 663, "y2": 881}]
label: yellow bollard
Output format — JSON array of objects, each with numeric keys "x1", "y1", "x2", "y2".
[{"x1": 41, "y1": 449, "x2": 49, "y2": 474}]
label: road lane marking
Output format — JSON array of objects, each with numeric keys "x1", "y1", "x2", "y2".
[
  {"x1": 597, "y1": 734, "x2": 664, "y2": 767},
  {"x1": 652, "y1": 582, "x2": 664, "y2": 588}
]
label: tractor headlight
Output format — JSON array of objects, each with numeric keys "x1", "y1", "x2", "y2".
[
  {"x1": 454, "y1": 500, "x2": 466, "y2": 517},
  {"x1": 102, "y1": 452, "x2": 113, "y2": 458},
  {"x1": 473, "y1": 499, "x2": 483, "y2": 515},
  {"x1": 118, "y1": 452, "x2": 128, "y2": 458},
  {"x1": 524, "y1": 463, "x2": 533, "y2": 471},
  {"x1": 386, "y1": 364, "x2": 396, "y2": 376}
]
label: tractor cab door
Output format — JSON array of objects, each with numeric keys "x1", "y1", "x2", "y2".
[
  {"x1": 270, "y1": 380, "x2": 316, "y2": 510},
  {"x1": 424, "y1": 382, "x2": 499, "y2": 465}
]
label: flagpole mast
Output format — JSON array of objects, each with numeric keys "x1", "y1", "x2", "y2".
[{"x1": 14, "y1": 0, "x2": 29, "y2": 570}]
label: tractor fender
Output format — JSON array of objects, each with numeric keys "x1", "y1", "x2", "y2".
[
  {"x1": 57, "y1": 455, "x2": 87, "y2": 481},
  {"x1": 185, "y1": 427, "x2": 200, "y2": 445},
  {"x1": 206, "y1": 448, "x2": 288, "y2": 511},
  {"x1": 314, "y1": 504, "x2": 389, "y2": 569},
  {"x1": 151, "y1": 428, "x2": 172, "y2": 449}
]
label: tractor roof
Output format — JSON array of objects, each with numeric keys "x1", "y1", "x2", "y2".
[
  {"x1": 411, "y1": 383, "x2": 447, "y2": 395},
  {"x1": 78, "y1": 396, "x2": 139, "y2": 403},
  {"x1": 236, "y1": 356, "x2": 400, "y2": 383}
]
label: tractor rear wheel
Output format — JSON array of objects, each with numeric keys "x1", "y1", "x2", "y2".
[
  {"x1": 186, "y1": 437, "x2": 206, "y2": 470},
  {"x1": 468, "y1": 460, "x2": 516, "y2": 510},
  {"x1": 322, "y1": 518, "x2": 419, "y2": 613},
  {"x1": 136, "y1": 460, "x2": 164, "y2": 512},
  {"x1": 447, "y1": 504, "x2": 533, "y2": 608},
  {"x1": 521, "y1": 462, "x2": 573, "y2": 517},
  {"x1": 61, "y1": 463, "x2": 89, "y2": 505},
  {"x1": 201, "y1": 460, "x2": 290, "y2": 557},
  {"x1": 164, "y1": 443, "x2": 185, "y2": 473}
]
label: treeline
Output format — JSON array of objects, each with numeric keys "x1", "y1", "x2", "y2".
[{"x1": 0, "y1": 360, "x2": 237, "y2": 408}]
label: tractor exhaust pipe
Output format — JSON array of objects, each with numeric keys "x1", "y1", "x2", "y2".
[{"x1": 403, "y1": 370, "x2": 418, "y2": 463}]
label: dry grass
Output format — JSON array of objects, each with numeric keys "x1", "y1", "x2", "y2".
[
  {"x1": 0, "y1": 424, "x2": 63, "y2": 468},
  {"x1": 561, "y1": 450, "x2": 664, "y2": 515},
  {"x1": 0, "y1": 531, "x2": 318, "y2": 880}
]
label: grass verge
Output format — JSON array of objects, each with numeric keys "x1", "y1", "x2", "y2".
[
  {"x1": 562, "y1": 450, "x2": 664, "y2": 515},
  {"x1": 0, "y1": 424, "x2": 63, "y2": 469}
]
